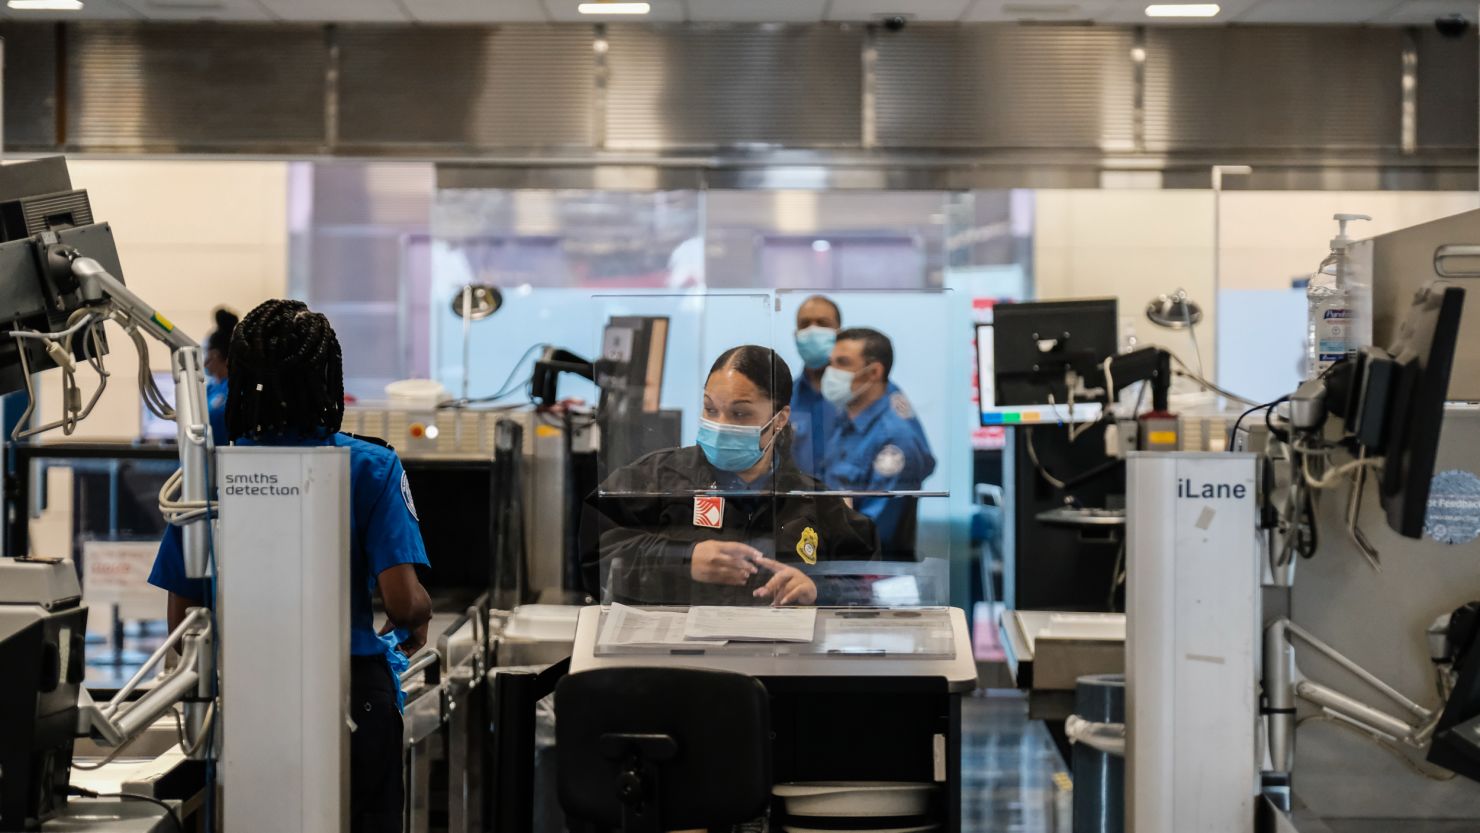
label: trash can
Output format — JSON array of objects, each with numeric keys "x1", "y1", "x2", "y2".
[{"x1": 1072, "y1": 674, "x2": 1125, "y2": 833}]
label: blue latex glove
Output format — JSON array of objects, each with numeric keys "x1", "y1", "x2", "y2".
[{"x1": 380, "y1": 629, "x2": 411, "y2": 712}]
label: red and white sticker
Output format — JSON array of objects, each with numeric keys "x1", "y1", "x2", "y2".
[{"x1": 693, "y1": 495, "x2": 725, "y2": 528}]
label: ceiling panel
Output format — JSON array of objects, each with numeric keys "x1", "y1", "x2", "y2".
[
  {"x1": 604, "y1": 24, "x2": 862, "y2": 148},
  {"x1": 874, "y1": 26, "x2": 1136, "y2": 149},
  {"x1": 1381, "y1": 0, "x2": 1477, "y2": 24},
  {"x1": 1235, "y1": 0, "x2": 1401, "y2": 23},
  {"x1": 403, "y1": 0, "x2": 550, "y2": 22},
  {"x1": 257, "y1": 0, "x2": 408, "y2": 21},
  {"x1": 115, "y1": 0, "x2": 272, "y2": 21},
  {"x1": 338, "y1": 25, "x2": 593, "y2": 147},
  {"x1": 963, "y1": 0, "x2": 1117, "y2": 22},
  {"x1": 689, "y1": 0, "x2": 826, "y2": 22},
  {"x1": 542, "y1": 0, "x2": 684, "y2": 22},
  {"x1": 825, "y1": 0, "x2": 972, "y2": 22}
]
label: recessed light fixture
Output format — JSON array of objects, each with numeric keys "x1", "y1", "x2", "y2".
[
  {"x1": 577, "y1": 2, "x2": 651, "y2": 14},
  {"x1": 1145, "y1": 3, "x2": 1220, "y2": 17},
  {"x1": 8, "y1": 0, "x2": 84, "y2": 9}
]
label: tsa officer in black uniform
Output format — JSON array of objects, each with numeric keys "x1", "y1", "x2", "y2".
[{"x1": 582, "y1": 345, "x2": 878, "y2": 606}]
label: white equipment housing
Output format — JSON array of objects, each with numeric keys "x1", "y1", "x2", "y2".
[
  {"x1": 217, "y1": 446, "x2": 350, "y2": 833},
  {"x1": 1126, "y1": 452, "x2": 1260, "y2": 833}
]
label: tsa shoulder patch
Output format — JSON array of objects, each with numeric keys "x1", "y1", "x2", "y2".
[
  {"x1": 400, "y1": 471, "x2": 419, "y2": 521},
  {"x1": 890, "y1": 392, "x2": 914, "y2": 420},
  {"x1": 797, "y1": 526, "x2": 819, "y2": 565},
  {"x1": 693, "y1": 495, "x2": 725, "y2": 529},
  {"x1": 873, "y1": 444, "x2": 906, "y2": 478}
]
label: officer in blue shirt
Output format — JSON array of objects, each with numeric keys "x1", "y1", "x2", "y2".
[
  {"x1": 815, "y1": 327, "x2": 937, "y2": 561},
  {"x1": 148, "y1": 299, "x2": 432, "y2": 833},
  {"x1": 790, "y1": 294, "x2": 842, "y2": 478},
  {"x1": 201, "y1": 307, "x2": 237, "y2": 444}
]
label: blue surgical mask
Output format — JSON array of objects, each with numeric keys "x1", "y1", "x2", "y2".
[
  {"x1": 821, "y1": 366, "x2": 858, "y2": 409},
  {"x1": 795, "y1": 326, "x2": 837, "y2": 370},
  {"x1": 697, "y1": 414, "x2": 779, "y2": 472}
]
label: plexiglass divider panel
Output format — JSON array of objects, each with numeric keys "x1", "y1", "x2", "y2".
[{"x1": 584, "y1": 291, "x2": 954, "y2": 634}]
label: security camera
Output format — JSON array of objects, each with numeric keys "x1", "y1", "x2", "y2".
[
  {"x1": 1435, "y1": 14, "x2": 1471, "y2": 38},
  {"x1": 882, "y1": 15, "x2": 907, "y2": 32}
]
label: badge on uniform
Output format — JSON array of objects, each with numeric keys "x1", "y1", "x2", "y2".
[
  {"x1": 797, "y1": 526, "x2": 819, "y2": 565},
  {"x1": 693, "y1": 495, "x2": 725, "y2": 528},
  {"x1": 873, "y1": 444, "x2": 906, "y2": 478},
  {"x1": 400, "y1": 472, "x2": 419, "y2": 521},
  {"x1": 890, "y1": 392, "x2": 914, "y2": 420}
]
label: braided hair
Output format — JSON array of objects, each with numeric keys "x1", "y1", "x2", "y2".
[{"x1": 225, "y1": 299, "x2": 345, "y2": 442}]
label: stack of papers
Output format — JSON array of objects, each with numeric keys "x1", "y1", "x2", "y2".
[
  {"x1": 597, "y1": 604, "x2": 726, "y2": 649},
  {"x1": 683, "y1": 606, "x2": 818, "y2": 643}
]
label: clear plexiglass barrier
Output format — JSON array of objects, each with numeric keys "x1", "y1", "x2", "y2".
[{"x1": 579, "y1": 290, "x2": 955, "y2": 616}]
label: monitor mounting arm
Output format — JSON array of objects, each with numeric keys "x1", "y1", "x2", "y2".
[
  {"x1": 1101, "y1": 346, "x2": 1173, "y2": 413},
  {"x1": 1264, "y1": 617, "x2": 1440, "y2": 781},
  {"x1": 76, "y1": 608, "x2": 215, "y2": 759},
  {"x1": 39, "y1": 241, "x2": 214, "y2": 579}
]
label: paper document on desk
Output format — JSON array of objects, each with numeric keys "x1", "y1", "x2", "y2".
[
  {"x1": 598, "y1": 604, "x2": 726, "y2": 648},
  {"x1": 684, "y1": 606, "x2": 818, "y2": 643}
]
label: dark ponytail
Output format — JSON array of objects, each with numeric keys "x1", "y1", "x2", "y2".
[
  {"x1": 225, "y1": 299, "x2": 344, "y2": 442},
  {"x1": 707, "y1": 345, "x2": 797, "y2": 466},
  {"x1": 205, "y1": 307, "x2": 239, "y2": 358}
]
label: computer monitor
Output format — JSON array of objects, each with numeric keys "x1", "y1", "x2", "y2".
[
  {"x1": 0, "y1": 157, "x2": 119, "y2": 397},
  {"x1": 978, "y1": 298, "x2": 1117, "y2": 427},
  {"x1": 1375, "y1": 283, "x2": 1465, "y2": 537},
  {"x1": 140, "y1": 371, "x2": 177, "y2": 442},
  {"x1": 597, "y1": 316, "x2": 668, "y2": 414}
]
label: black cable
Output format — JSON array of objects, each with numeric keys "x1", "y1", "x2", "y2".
[
  {"x1": 1264, "y1": 396, "x2": 1292, "y2": 445},
  {"x1": 1229, "y1": 397, "x2": 1281, "y2": 450},
  {"x1": 440, "y1": 342, "x2": 548, "y2": 409},
  {"x1": 69, "y1": 788, "x2": 183, "y2": 833},
  {"x1": 1298, "y1": 472, "x2": 1319, "y2": 559}
]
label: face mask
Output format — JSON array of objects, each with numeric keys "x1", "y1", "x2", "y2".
[
  {"x1": 795, "y1": 326, "x2": 837, "y2": 370},
  {"x1": 698, "y1": 414, "x2": 779, "y2": 472},
  {"x1": 821, "y1": 366, "x2": 859, "y2": 409}
]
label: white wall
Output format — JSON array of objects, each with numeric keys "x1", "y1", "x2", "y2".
[
  {"x1": 1033, "y1": 189, "x2": 1480, "y2": 384},
  {"x1": 1217, "y1": 190, "x2": 1480, "y2": 291},
  {"x1": 1033, "y1": 189, "x2": 1216, "y2": 373},
  {"x1": 34, "y1": 160, "x2": 290, "y2": 439}
]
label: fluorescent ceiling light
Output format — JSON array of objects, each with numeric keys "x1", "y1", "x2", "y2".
[
  {"x1": 577, "y1": 2, "x2": 650, "y2": 13},
  {"x1": 1145, "y1": 3, "x2": 1220, "y2": 17},
  {"x1": 8, "y1": 0, "x2": 84, "y2": 9}
]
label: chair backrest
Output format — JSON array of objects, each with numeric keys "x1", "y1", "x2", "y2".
[{"x1": 555, "y1": 666, "x2": 771, "y2": 832}]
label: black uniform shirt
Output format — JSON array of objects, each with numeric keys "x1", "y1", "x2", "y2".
[{"x1": 580, "y1": 445, "x2": 879, "y2": 606}]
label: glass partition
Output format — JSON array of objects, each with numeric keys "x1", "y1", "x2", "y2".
[{"x1": 585, "y1": 290, "x2": 955, "y2": 616}]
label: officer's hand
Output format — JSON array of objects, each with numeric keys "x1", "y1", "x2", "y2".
[
  {"x1": 399, "y1": 621, "x2": 429, "y2": 657},
  {"x1": 690, "y1": 540, "x2": 761, "y2": 586},
  {"x1": 379, "y1": 619, "x2": 429, "y2": 656},
  {"x1": 751, "y1": 557, "x2": 818, "y2": 606}
]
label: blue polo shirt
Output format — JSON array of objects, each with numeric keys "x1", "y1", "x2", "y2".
[
  {"x1": 148, "y1": 432, "x2": 431, "y2": 698},
  {"x1": 815, "y1": 383, "x2": 936, "y2": 555},
  {"x1": 790, "y1": 373, "x2": 836, "y2": 478},
  {"x1": 205, "y1": 376, "x2": 229, "y2": 447}
]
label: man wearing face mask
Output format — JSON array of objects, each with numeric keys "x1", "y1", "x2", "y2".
[
  {"x1": 791, "y1": 294, "x2": 842, "y2": 477},
  {"x1": 816, "y1": 328, "x2": 937, "y2": 561},
  {"x1": 580, "y1": 345, "x2": 877, "y2": 606}
]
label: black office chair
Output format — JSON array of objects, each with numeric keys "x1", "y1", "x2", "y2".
[{"x1": 555, "y1": 667, "x2": 771, "y2": 833}]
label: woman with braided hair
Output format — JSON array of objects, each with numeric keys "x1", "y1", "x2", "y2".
[{"x1": 148, "y1": 299, "x2": 432, "y2": 833}]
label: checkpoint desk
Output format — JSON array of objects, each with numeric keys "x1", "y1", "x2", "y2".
[{"x1": 569, "y1": 606, "x2": 979, "y2": 833}]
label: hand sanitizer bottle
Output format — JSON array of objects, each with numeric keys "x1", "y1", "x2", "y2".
[{"x1": 1306, "y1": 213, "x2": 1371, "y2": 379}]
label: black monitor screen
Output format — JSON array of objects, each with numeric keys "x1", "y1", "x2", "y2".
[
  {"x1": 1379, "y1": 283, "x2": 1465, "y2": 538},
  {"x1": 402, "y1": 458, "x2": 497, "y2": 603},
  {"x1": 991, "y1": 298, "x2": 1118, "y2": 410}
]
